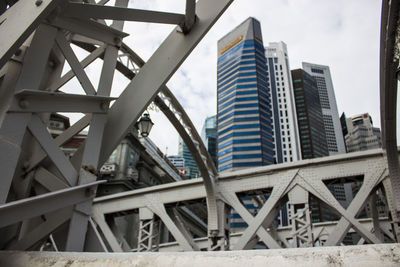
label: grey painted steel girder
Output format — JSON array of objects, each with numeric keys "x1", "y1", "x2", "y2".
[
  {"x1": 380, "y1": 0, "x2": 400, "y2": 241},
  {"x1": 156, "y1": 218, "x2": 395, "y2": 251},
  {"x1": 59, "y1": 0, "x2": 222, "y2": 244},
  {"x1": 93, "y1": 149, "x2": 394, "y2": 251},
  {"x1": 0, "y1": 0, "x2": 232, "y2": 252}
]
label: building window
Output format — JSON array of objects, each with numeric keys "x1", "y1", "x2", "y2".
[{"x1": 311, "y1": 68, "x2": 324, "y2": 74}]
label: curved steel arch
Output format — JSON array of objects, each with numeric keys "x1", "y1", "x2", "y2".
[{"x1": 380, "y1": 0, "x2": 400, "y2": 241}]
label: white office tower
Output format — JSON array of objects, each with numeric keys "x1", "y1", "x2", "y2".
[
  {"x1": 302, "y1": 62, "x2": 346, "y2": 155},
  {"x1": 344, "y1": 113, "x2": 382, "y2": 152},
  {"x1": 265, "y1": 42, "x2": 301, "y2": 163}
]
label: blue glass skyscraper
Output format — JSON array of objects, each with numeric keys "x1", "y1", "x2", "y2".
[
  {"x1": 217, "y1": 17, "x2": 275, "y2": 172},
  {"x1": 201, "y1": 115, "x2": 218, "y2": 167}
]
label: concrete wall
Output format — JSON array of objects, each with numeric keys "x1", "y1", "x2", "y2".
[{"x1": 1, "y1": 244, "x2": 399, "y2": 267}]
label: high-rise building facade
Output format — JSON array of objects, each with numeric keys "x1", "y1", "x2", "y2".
[
  {"x1": 217, "y1": 17, "x2": 275, "y2": 172},
  {"x1": 302, "y1": 62, "x2": 346, "y2": 155},
  {"x1": 291, "y1": 69, "x2": 337, "y2": 223},
  {"x1": 343, "y1": 113, "x2": 382, "y2": 152},
  {"x1": 178, "y1": 138, "x2": 200, "y2": 178},
  {"x1": 265, "y1": 42, "x2": 301, "y2": 163},
  {"x1": 201, "y1": 115, "x2": 218, "y2": 167},
  {"x1": 291, "y1": 69, "x2": 329, "y2": 159}
]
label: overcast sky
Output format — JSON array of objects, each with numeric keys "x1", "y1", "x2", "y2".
[{"x1": 68, "y1": 0, "x2": 395, "y2": 156}]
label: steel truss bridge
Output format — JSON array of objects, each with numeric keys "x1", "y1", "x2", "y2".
[{"x1": 0, "y1": 0, "x2": 399, "y2": 253}]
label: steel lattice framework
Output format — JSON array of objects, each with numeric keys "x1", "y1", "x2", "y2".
[{"x1": 0, "y1": 0, "x2": 399, "y2": 253}]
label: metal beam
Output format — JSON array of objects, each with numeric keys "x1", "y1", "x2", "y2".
[
  {"x1": 64, "y1": 3, "x2": 186, "y2": 25},
  {"x1": 10, "y1": 90, "x2": 115, "y2": 113},
  {"x1": 50, "y1": 16, "x2": 128, "y2": 46},
  {"x1": 0, "y1": 180, "x2": 104, "y2": 228},
  {"x1": 93, "y1": 150, "x2": 392, "y2": 250},
  {"x1": 220, "y1": 190, "x2": 281, "y2": 249},
  {"x1": 91, "y1": 210, "x2": 123, "y2": 252},
  {"x1": 94, "y1": 150, "x2": 389, "y2": 214},
  {"x1": 182, "y1": 0, "x2": 196, "y2": 33},
  {"x1": 27, "y1": 115, "x2": 78, "y2": 186},
  {"x1": 34, "y1": 167, "x2": 69, "y2": 191},
  {"x1": 47, "y1": 45, "x2": 106, "y2": 93},
  {"x1": 0, "y1": 0, "x2": 63, "y2": 69},
  {"x1": 301, "y1": 167, "x2": 386, "y2": 245},
  {"x1": 65, "y1": 45, "x2": 119, "y2": 252},
  {"x1": 84, "y1": 218, "x2": 109, "y2": 252},
  {"x1": 55, "y1": 33, "x2": 96, "y2": 95},
  {"x1": 230, "y1": 170, "x2": 297, "y2": 250},
  {"x1": 26, "y1": 114, "x2": 92, "y2": 173},
  {"x1": 0, "y1": 24, "x2": 58, "y2": 203},
  {"x1": 379, "y1": 0, "x2": 400, "y2": 241},
  {"x1": 156, "y1": 218, "x2": 393, "y2": 251},
  {"x1": 6, "y1": 208, "x2": 72, "y2": 250}
]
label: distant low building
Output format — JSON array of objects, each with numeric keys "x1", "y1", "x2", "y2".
[
  {"x1": 178, "y1": 137, "x2": 200, "y2": 179},
  {"x1": 343, "y1": 113, "x2": 382, "y2": 152},
  {"x1": 167, "y1": 155, "x2": 187, "y2": 176}
]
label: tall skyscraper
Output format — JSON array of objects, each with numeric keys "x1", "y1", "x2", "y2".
[
  {"x1": 342, "y1": 113, "x2": 382, "y2": 152},
  {"x1": 291, "y1": 69, "x2": 338, "y2": 223},
  {"x1": 201, "y1": 115, "x2": 218, "y2": 167},
  {"x1": 291, "y1": 69, "x2": 329, "y2": 159},
  {"x1": 265, "y1": 42, "x2": 301, "y2": 163},
  {"x1": 302, "y1": 62, "x2": 346, "y2": 155},
  {"x1": 217, "y1": 17, "x2": 275, "y2": 172}
]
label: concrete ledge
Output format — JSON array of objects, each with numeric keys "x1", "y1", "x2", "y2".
[{"x1": 1, "y1": 244, "x2": 399, "y2": 267}]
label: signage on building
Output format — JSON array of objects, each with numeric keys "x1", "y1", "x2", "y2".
[
  {"x1": 220, "y1": 35, "x2": 243, "y2": 55},
  {"x1": 178, "y1": 169, "x2": 187, "y2": 175}
]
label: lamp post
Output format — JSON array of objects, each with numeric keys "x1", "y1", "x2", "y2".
[{"x1": 137, "y1": 113, "x2": 154, "y2": 137}]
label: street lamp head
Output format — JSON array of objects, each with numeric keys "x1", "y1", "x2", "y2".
[{"x1": 138, "y1": 113, "x2": 154, "y2": 137}]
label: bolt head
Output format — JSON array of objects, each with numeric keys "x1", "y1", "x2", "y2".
[
  {"x1": 35, "y1": 0, "x2": 43, "y2": 6},
  {"x1": 14, "y1": 49, "x2": 22, "y2": 56},
  {"x1": 19, "y1": 99, "x2": 28, "y2": 109},
  {"x1": 100, "y1": 102, "x2": 109, "y2": 111}
]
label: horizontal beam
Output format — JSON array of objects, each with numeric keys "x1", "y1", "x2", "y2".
[
  {"x1": 51, "y1": 16, "x2": 128, "y2": 45},
  {"x1": 93, "y1": 150, "x2": 391, "y2": 215},
  {"x1": 64, "y1": 3, "x2": 186, "y2": 25},
  {"x1": 10, "y1": 90, "x2": 116, "y2": 113},
  {"x1": 47, "y1": 45, "x2": 106, "y2": 93},
  {"x1": 0, "y1": 180, "x2": 104, "y2": 228}
]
